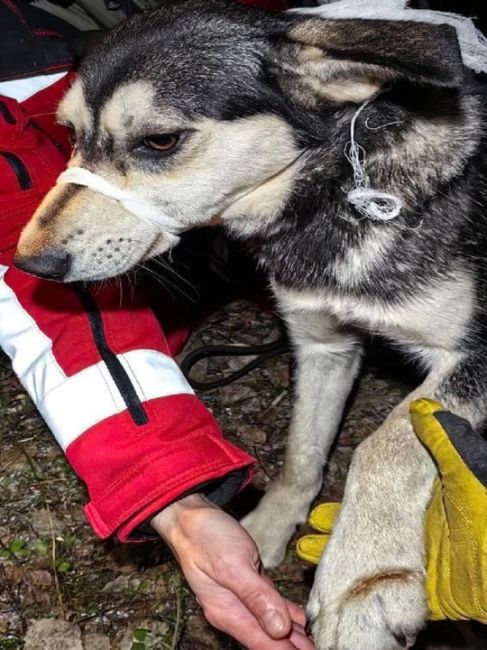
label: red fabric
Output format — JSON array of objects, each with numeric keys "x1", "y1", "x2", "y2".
[
  {"x1": 22, "y1": 72, "x2": 76, "y2": 157},
  {"x1": 0, "y1": 81, "x2": 254, "y2": 542},
  {"x1": 4, "y1": 258, "x2": 180, "y2": 376},
  {"x1": 67, "y1": 394, "x2": 253, "y2": 541},
  {"x1": 0, "y1": 94, "x2": 67, "y2": 251}
]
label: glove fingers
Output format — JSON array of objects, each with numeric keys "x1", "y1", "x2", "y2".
[
  {"x1": 296, "y1": 534, "x2": 329, "y2": 565},
  {"x1": 308, "y1": 503, "x2": 341, "y2": 534},
  {"x1": 411, "y1": 399, "x2": 467, "y2": 480}
]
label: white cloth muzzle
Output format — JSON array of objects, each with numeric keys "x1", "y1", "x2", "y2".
[{"x1": 57, "y1": 167, "x2": 188, "y2": 235}]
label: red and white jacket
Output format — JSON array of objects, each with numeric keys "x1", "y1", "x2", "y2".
[{"x1": 0, "y1": 70, "x2": 255, "y2": 542}]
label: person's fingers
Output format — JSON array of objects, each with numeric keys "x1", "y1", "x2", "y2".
[
  {"x1": 285, "y1": 599, "x2": 307, "y2": 627},
  {"x1": 221, "y1": 560, "x2": 292, "y2": 639},
  {"x1": 410, "y1": 398, "x2": 459, "y2": 477},
  {"x1": 295, "y1": 504, "x2": 340, "y2": 566},
  {"x1": 289, "y1": 628, "x2": 315, "y2": 650},
  {"x1": 308, "y1": 503, "x2": 341, "y2": 534},
  {"x1": 204, "y1": 596, "x2": 308, "y2": 650},
  {"x1": 410, "y1": 398, "x2": 445, "y2": 454},
  {"x1": 296, "y1": 533, "x2": 329, "y2": 565}
]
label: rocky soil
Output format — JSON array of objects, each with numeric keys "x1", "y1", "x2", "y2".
[{"x1": 1, "y1": 299, "x2": 486, "y2": 649}]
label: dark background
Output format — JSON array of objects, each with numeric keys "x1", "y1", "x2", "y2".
[{"x1": 413, "y1": 0, "x2": 486, "y2": 33}]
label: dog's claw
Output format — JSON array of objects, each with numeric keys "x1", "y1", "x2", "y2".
[
  {"x1": 305, "y1": 617, "x2": 314, "y2": 637},
  {"x1": 393, "y1": 632, "x2": 408, "y2": 647}
]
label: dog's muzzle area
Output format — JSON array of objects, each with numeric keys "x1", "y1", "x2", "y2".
[
  {"x1": 16, "y1": 227, "x2": 171, "y2": 282},
  {"x1": 15, "y1": 178, "x2": 177, "y2": 281},
  {"x1": 14, "y1": 233, "x2": 156, "y2": 282}
]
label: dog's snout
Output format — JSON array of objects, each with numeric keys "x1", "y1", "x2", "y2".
[{"x1": 14, "y1": 249, "x2": 72, "y2": 281}]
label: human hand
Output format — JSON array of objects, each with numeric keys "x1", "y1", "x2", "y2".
[
  {"x1": 296, "y1": 399, "x2": 487, "y2": 624},
  {"x1": 152, "y1": 494, "x2": 314, "y2": 649}
]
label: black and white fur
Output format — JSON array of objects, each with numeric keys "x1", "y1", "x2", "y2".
[{"x1": 15, "y1": 2, "x2": 487, "y2": 648}]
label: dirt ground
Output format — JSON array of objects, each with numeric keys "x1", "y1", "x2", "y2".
[{"x1": 1, "y1": 298, "x2": 487, "y2": 649}]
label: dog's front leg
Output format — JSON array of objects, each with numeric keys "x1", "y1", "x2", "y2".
[
  {"x1": 308, "y1": 354, "x2": 487, "y2": 650},
  {"x1": 242, "y1": 303, "x2": 362, "y2": 567}
]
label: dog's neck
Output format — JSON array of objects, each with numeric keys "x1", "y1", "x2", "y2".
[
  {"x1": 219, "y1": 147, "x2": 310, "y2": 239},
  {"x1": 237, "y1": 88, "x2": 484, "y2": 293},
  {"x1": 247, "y1": 86, "x2": 480, "y2": 234}
]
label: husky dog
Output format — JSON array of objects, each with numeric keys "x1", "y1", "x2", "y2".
[{"x1": 15, "y1": 1, "x2": 487, "y2": 647}]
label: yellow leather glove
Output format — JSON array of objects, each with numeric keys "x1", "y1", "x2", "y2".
[{"x1": 296, "y1": 399, "x2": 487, "y2": 623}]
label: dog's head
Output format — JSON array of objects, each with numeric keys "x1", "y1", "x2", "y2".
[{"x1": 15, "y1": 0, "x2": 463, "y2": 281}]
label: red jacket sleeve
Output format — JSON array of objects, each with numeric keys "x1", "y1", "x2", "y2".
[
  {"x1": 0, "y1": 88, "x2": 254, "y2": 543},
  {"x1": 0, "y1": 256, "x2": 254, "y2": 541}
]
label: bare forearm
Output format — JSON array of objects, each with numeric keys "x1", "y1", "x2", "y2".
[{"x1": 151, "y1": 493, "x2": 218, "y2": 546}]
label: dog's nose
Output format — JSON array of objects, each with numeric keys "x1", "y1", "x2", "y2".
[{"x1": 14, "y1": 249, "x2": 72, "y2": 281}]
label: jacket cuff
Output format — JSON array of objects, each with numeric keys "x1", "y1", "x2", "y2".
[
  {"x1": 115, "y1": 454, "x2": 253, "y2": 543},
  {"x1": 133, "y1": 468, "x2": 250, "y2": 540},
  {"x1": 65, "y1": 393, "x2": 254, "y2": 542}
]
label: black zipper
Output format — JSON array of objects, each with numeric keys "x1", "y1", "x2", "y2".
[
  {"x1": 75, "y1": 285, "x2": 149, "y2": 426},
  {"x1": 0, "y1": 101, "x2": 16, "y2": 125},
  {"x1": 1, "y1": 152, "x2": 32, "y2": 190}
]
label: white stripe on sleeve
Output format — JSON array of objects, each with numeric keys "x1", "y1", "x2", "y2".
[
  {"x1": 0, "y1": 72, "x2": 67, "y2": 103},
  {"x1": 0, "y1": 266, "x2": 193, "y2": 450}
]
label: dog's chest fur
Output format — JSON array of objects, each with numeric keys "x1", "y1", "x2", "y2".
[
  {"x1": 275, "y1": 270, "x2": 474, "y2": 354},
  {"x1": 250, "y1": 189, "x2": 481, "y2": 356}
]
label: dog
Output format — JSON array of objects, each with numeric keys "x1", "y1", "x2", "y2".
[{"x1": 14, "y1": 1, "x2": 487, "y2": 647}]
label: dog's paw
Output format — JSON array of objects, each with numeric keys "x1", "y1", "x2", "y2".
[
  {"x1": 308, "y1": 570, "x2": 427, "y2": 650},
  {"x1": 242, "y1": 485, "x2": 310, "y2": 567},
  {"x1": 241, "y1": 507, "x2": 293, "y2": 567}
]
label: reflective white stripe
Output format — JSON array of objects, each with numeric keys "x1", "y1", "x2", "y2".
[
  {"x1": 0, "y1": 267, "x2": 66, "y2": 398},
  {"x1": 41, "y1": 349, "x2": 194, "y2": 450},
  {"x1": 0, "y1": 266, "x2": 193, "y2": 450},
  {"x1": 0, "y1": 72, "x2": 67, "y2": 102}
]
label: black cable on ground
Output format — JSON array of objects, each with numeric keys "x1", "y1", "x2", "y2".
[{"x1": 181, "y1": 329, "x2": 289, "y2": 392}]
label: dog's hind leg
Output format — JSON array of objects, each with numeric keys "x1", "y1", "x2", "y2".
[
  {"x1": 242, "y1": 301, "x2": 362, "y2": 567},
  {"x1": 308, "y1": 349, "x2": 487, "y2": 650}
]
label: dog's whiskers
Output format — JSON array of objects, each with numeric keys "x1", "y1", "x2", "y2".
[
  {"x1": 29, "y1": 111, "x2": 58, "y2": 118},
  {"x1": 151, "y1": 256, "x2": 198, "y2": 295},
  {"x1": 115, "y1": 276, "x2": 124, "y2": 307},
  {"x1": 137, "y1": 262, "x2": 181, "y2": 301}
]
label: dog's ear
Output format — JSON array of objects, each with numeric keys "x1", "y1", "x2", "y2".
[{"x1": 273, "y1": 17, "x2": 464, "y2": 105}]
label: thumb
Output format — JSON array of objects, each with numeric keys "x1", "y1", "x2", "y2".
[
  {"x1": 224, "y1": 557, "x2": 292, "y2": 639},
  {"x1": 410, "y1": 398, "x2": 459, "y2": 479},
  {"x1": 411, "y1": 398, "x2": 487, "y2": 490}
]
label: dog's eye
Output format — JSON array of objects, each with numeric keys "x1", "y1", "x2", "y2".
[{"x1": 143, "y1": 133, "x2": 180, "y2": 152}]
